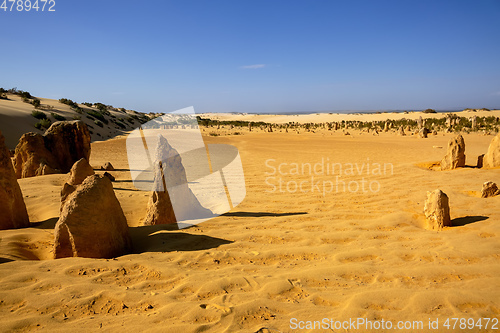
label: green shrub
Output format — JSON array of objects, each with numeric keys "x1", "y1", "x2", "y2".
[
  {"x1": 94, "y1": 120, "x2": 104, "y2": 127},
  {"x1": 87, "y1": 110, "x2": 108, "y2": 124},
  {"x1": 34, "y1": 118, "x2": 52, "y2": 130},
  {"x1": 73, "y1": 115, "x2": 81, "y2": 120},
  {"x1": 32, "y1": 110, "x2": 47, "y2": 119},
  {"x1": 59, "y1": 98, "x2": 78, "y2": 108},
  {"x1": 31, "y1": 99, "x2": 41, "y2": 108},
  {"x1": 18, "y1": 90, "x2": 32, "y2": 99},
  {"x1": 209, "y1": 132, "x2": 219, "y2": 137},
  {"x1": 423, "y1": 109, "x2": 437, "y2": 113},
  {"x1": 51, "y1": 113, "x2": 66, "y2": 121}
]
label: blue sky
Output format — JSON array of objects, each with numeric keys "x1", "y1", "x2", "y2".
[{"x1": 1, "y1": 0, "x2": 499, "y2": 113}]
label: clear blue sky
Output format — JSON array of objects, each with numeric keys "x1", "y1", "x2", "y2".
[{"x1": 1, "y1": 0, "x2": 499, "y2": 113}]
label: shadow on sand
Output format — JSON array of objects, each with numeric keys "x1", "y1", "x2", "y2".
[
  {"x1": 129, "y1": 224, "x2": 232, "y2": 254},
  {"x1": 452, "y1": 215, "x2": 489, "y2": 226},
  {"x1": 30, "y1": 217, "x2": 58, "y2": 229},
  {"x1": 221, "y1": 211, "x2": 307, "y2": 218}
]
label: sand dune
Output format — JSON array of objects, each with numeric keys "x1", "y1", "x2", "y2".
[
  {"x1": 0, "y1": 94, "x2": 152, "y2": 149},
  {"x1": 0, "y1": 114, "x2": 499, "y2": 331}
]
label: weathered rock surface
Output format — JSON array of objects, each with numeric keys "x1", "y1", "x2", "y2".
[
  {"x1": 398, "y1": 126, "x2": 405, "y2": 136},
  {"x1": 424, "y1": 189, "x2": 452, "y2": 230},
  {"x1": 54, "y1": 174, "x2": 132, "y2": 259},
  {"x1": 44, "y1": 121, "x2": 91, "y2": 172},
  {"x1": 67, "y1": 158, "x2": 94, "y2": 186},
  {"x1": 440, "y1": 134, "x2": 466, "y2": 170},
  {"x1": 0, "y1": 131, "x2": 30, "y2": 230},
  {"x1": 13, "y1": 121, "x2": 91, "y2": 178},
  {"x1": 483, "y1": 132, "x2": 500, "y2": 168},
  {"x1": 12, "y1": 132, "x2": 58, "y2": 178},
  {"x1": 481, "y1": 181, "x2": 499, "y2": 198}
]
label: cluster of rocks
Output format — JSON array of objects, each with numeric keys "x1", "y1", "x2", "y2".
[
  {"x1": 12, "y1": 120, "x2": 91, "y2": 178},
  {"x1": 425, "y1": 132, "x2": 500, "y2": 229},
  {"x1": 439, "y1": 132, "x2": 500, "y2": 170}
]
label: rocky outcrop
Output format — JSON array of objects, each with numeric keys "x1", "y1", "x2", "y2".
[
  {"x1": 54, "y1": 174, "x2": 132, "y2": 259},
  {"x1": 60, "y1": 158, "x2": 95, "y2": 211},
  {"x1": 483, "y1": 133, "x2": 500, "y2": 168},
  {"x1": 0, "y1": 131, "x2": 30, "y2": 230},
  {"x1": 13, "y1": 121, "x2": 91, "y2": 178},
  {"x1": 12, "y1": 132, "x2": 59, "y2": 178},
  {"x1": 43, "y1": 121, "x2": 91, "y2": 172},
  {"x1": 481, "y1": 181, "x2": 499, "y2": 198},
  {"x1": 143, "y1": 135, "x2": 212, "y2": 225},
  {"x1": 67, "y1": 158, "x2": 94, "y2": 186},
  {"x1": 440, "y1": 134, "x2": 466, "y2": 170},
  {"x1": 398, "y1": 126, "x2": 405, "y2": 136},
  {"x1": 424, "y1": 189, "x2": 451, "y2": 230}
]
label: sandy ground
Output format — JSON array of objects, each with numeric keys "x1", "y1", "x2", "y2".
[{"x1": 0, "y1": 120, "x2": 499, "y2": 332}]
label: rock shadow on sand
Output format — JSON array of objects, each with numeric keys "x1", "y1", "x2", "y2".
[
  {"x1": 451, "y1": 215, "x2": 489, "y2": 226},
  {"x1": 222, "y1": 211, "x2": 307, "y2": 218},
  {"x1": 30, "y1": 217, "x2": 58, "y2": 229},
  {"x1": 130, "y1": 224, "x2": 232, "y2": 253}
]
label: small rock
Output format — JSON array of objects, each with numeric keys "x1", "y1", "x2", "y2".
[
  {"x1": 103, "y1": 172, "x2": 115, "y2": 182},
  {"x1": 477, "y1": 154, "x2": 484, "y2": 168},
  {"x1": 101, "y1": 162, "x2": 115, "y2": 171},
  {"x1": 424, "y1": 189, "x2": 451, "y2": 230},
  {"x1": 481, "y1": 181, "x2": 499, "y2": 198},
  {"x1": 418, "y1": 128, "x2": 430, "y2": 138}
]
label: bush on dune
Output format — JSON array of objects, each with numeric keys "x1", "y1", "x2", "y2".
[
  {"x1": 32, "y1": 110, "x2": 47, "y2": 119},
  {"x1": 51, "y1": 112, "x2": 66, "y2": 121},
  {"x1": 34, "y1": 118, "x2": 52, "y2": 130}
]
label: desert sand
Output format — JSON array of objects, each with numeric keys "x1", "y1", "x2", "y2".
[
  {"x1": 0, "y1": 103, "x2": 499, "y2": 332},
  {"x1": 200, "y1": 109, "x2": 500, "y2": 124}
]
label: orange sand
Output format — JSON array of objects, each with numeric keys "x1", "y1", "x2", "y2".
[{"x1": 0, "y1": 127, "x2": 499, "y2": 332}]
